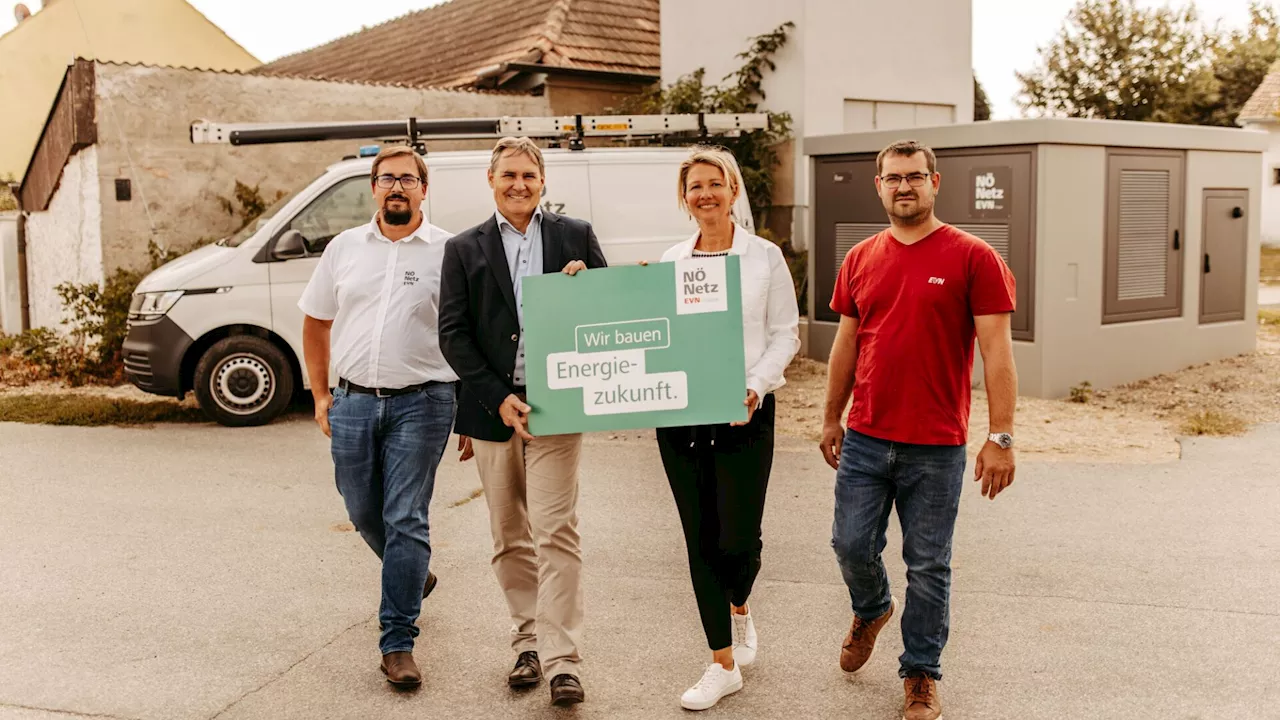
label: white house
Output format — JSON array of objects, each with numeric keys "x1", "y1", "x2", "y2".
[
  {"x1": 1237, "y1": 58, "x2": 1280, "y2": 247},
  {"x1": 660, "y1": 0, "x2": 975, "y2": 247}
]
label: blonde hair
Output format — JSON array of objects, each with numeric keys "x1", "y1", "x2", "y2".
[
  {"x1": 489, "y1": 136, "x2": 546, "y2": 177},
  {"x1": 371, "y1": 145, "x2": 429, "y2": 184},
  {"x1": 677, "y1": 145, "x2": 744, "y2": 216}
]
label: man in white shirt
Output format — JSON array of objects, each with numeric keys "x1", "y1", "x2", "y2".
[{"x1": 298, "y1": 145, "x2": 458, "y2": 690}]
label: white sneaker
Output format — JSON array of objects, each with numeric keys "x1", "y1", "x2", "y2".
[
  {"x1": 732, "y1": 608, "x2": 758, "y2": 667},
  {"x1": 680, "y1": 662, "x2": 743, "y2": 711}
]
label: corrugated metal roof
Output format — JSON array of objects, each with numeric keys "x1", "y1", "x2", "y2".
[{"x1": 252, "y1": 0, "x2": 660, "y2": 89}]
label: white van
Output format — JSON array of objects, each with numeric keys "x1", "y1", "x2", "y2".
[{"x1": 123, "y1": 146, "x2": 755, "y2": 426}]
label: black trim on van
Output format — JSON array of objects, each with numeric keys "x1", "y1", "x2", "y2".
[{"x1": 123, "y1": 316, "x2": 194, "y2": 398}]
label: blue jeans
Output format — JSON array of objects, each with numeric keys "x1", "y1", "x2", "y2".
[
  {"x1": 327, "y1": 382, "x2": 456, "y2": 655},
  {"x1": 831, "y1": 428, "x2": 966, "y2": 680}
]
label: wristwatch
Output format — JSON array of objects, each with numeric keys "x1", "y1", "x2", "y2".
[{"x1": 988, "y1": 432, "x2": 1013, "y2": 449}]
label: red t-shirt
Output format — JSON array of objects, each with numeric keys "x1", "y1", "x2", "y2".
[{"x1": 829, "y1": 224, "x2": 1016, "y2": 445}]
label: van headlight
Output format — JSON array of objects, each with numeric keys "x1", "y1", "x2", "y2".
[{"x1": 128, "y1": 290, "x2": 184, "y2": 321}]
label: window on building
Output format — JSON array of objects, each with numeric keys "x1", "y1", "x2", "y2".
[
  {"x1": 842, "y1": 100, "x2": 955, "y2": 133},
  {"x1": 1272, "y1": 166, "x2": 1280, "y2": 185},
  {"x1": 1103, "y1": 150, "x2": 1184, "y2": 323}
]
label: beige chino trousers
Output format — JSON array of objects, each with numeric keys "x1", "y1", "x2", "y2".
[{"x1": 472, "y1": 432, "x2": 584, "y2": 680}]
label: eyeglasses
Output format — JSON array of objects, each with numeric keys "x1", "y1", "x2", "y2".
[
  {"x1": 878, "y1": 172, "x2": 932, "y2": 189},
  {"x1": 374, "y1": 174, "x2": 422, "y2": 190}
]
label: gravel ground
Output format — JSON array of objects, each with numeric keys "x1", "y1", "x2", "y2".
[{"x1": 775, "y1": 324, "x2": 1280, "y2": 464}]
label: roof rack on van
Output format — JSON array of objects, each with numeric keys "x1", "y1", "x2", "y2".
[{"x1": 189, "y1": 113, "x2": 770, "y2": 152}]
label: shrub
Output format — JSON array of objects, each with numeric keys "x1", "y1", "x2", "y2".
[
  {"x1": 0, "y1": 185, "x2": 17, "y2": 213},
  {"x1": 1179, "y1": 409, "x2": 1247, "y2": 436}
]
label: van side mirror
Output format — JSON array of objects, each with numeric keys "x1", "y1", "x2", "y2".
[{"x1": 274, "y1": 229, "x2": 308, "y2": 260}]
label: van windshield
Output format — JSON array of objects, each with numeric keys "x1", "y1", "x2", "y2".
[{"x1": 218, "y1": 185, "x2": 305, "y2": 248}]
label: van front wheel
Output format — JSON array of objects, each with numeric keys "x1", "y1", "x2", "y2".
[{"x1": 193, "y1": 336, "x2": 295, "y2": 427}]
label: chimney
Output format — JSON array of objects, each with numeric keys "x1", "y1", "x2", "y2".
[{"x1": 14, "y1": 3, "x2": 31, "y2": 22}]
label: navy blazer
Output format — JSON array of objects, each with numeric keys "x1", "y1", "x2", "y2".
[{"x1": 438, "y1": 211, "x2": 607, "y2": 441}]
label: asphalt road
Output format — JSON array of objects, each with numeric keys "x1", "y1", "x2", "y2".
[{"x1": 2, "y1": 418, "x2": 1278, "y2": 719}]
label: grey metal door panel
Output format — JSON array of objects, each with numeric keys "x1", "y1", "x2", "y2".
[
  {"x1": 1200, "y1": 190, "x2": 1248, "y2": 324},
  {"x1": 811, "y1": 147, "x2": 1036, "y2": 341},
  {"x1": 1102, "y1": 150, "x2": 1185, "y2": 323},
  {"x1": 813, "y1": 157, "x2": 882, "y2": 325}
]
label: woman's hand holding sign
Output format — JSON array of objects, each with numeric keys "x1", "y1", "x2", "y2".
[{"x1": 731, "y1": 389, "x2": 760, "y2": 427}]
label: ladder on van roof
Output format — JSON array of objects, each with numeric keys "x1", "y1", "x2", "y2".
[{"x1": 189, "y1": 113, "x2": 770, "y2": 152}]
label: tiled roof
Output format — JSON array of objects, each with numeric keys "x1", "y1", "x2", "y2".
[
  {"x1": 252, "y1": 0, "x2": 660, "y2": 89},
  {"x1": 1239, "y1": 58, "x2": 1280, "y2": 125}
]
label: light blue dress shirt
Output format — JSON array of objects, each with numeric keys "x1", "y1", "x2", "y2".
[{"x1": 496, "y1": 207, "x2": 543, "y2": 386}]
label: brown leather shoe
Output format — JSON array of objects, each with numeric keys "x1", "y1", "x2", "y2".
[
  {"x1": 840, "y1": 596, "x2": 897, "y2": 674},
  {"x1": 380, "y1": 651, "x2": 421, "y2": 688},
  {"x1": 902, "y1": 673, "x2": 942, "y2": 720},
  {"x1": 549, "y1": 673, "x2": 584, "y2": 706},
  {"x1": 507, "y1": 650, "x2": 542, "y2": 688}
]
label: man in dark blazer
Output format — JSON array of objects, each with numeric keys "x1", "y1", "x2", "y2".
[{"x1": 438, "y1": 136, "x2": 606, "y2": 707}]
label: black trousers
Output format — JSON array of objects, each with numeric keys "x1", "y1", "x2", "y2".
[{"x1": 656, "y1": 394, "x2": 775, "y2": 650}]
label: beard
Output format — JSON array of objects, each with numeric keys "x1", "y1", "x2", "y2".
[
  {"x1": 382, "y1": 195, "x2": 412, "y2": 225},
  {"x1": 885, "y1": 192, "x2": 933, "y2": 226}
]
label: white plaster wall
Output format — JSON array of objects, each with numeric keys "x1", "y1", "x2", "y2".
[
  {"x1": 25, "y1": 147, "x2": 104, "y2": 330},
  {"x1": 661, "y1": 0, "x2": 973, "y2": 246}
]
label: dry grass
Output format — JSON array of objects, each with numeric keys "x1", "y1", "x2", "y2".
[
  {"x1": 1262, "y1": 246, "x2": 1280, "y2": 285},
  {"x1": 449, "y1": 487, "x2": 485, "y2": 508},
  {"x1": 1179, "y1": 409, "x2": 1248, "y2": 437},
  {"x1": 774, "y1": 356, "x2": 1178, "y2": 463},
  {"x1": 0, "y1": 394, "x2": 206, "y2": 426}
]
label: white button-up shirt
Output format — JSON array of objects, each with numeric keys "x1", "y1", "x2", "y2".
[
  {"x1": 298, "y1": 215, "x2": 459, "y2": 389},
  {"x1": 496, "y1": 207, "x2": 543, "y2": 386},
  {"x1": 661, "y1": 223, "x2": 801, "y2": 397}
]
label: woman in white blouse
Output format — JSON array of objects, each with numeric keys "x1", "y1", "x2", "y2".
[{"x1": 655, "y1": 145, "x2": 801, "y2": 711}]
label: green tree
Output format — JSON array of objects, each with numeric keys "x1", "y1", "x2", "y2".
[
  {"x1": 613, "y1": 21, "x2": 806, "y2": 312},
  {"x1": 615, "y1": 22, "x2": 795, "y2": 222},
  {"x1": 1016, "y1": 0, "x2": 1209, "y2": 122},
  {"x1": 1195, "y1": 3, "x2": 1280, "y2": 126},
  {"x1": 1017, "y1": 0, "x2": 1280, "y2": 128},
  {"x1": 974, "y1": 75, "x2": 992, "y2": 121}
]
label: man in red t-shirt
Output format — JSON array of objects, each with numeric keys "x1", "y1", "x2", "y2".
[{"x1": 821, "y1": 140, "x2": 1018, "y2": 720}]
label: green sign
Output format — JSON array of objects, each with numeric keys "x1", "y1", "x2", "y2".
[{"x1": 523, "y1": 255, "x2": 748, "y2": 436}]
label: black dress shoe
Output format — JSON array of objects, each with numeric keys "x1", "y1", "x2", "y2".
[
  {"x1": 508, "y1": 650, "x2": 542, "y2": 688},
  {"x1": 550, "y1": 673, "x2": 584, "y2": 706}
]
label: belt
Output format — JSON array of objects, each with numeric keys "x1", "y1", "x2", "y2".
[{"x1": 338, "y1": 377, "x2": 439, "y2": 398}]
